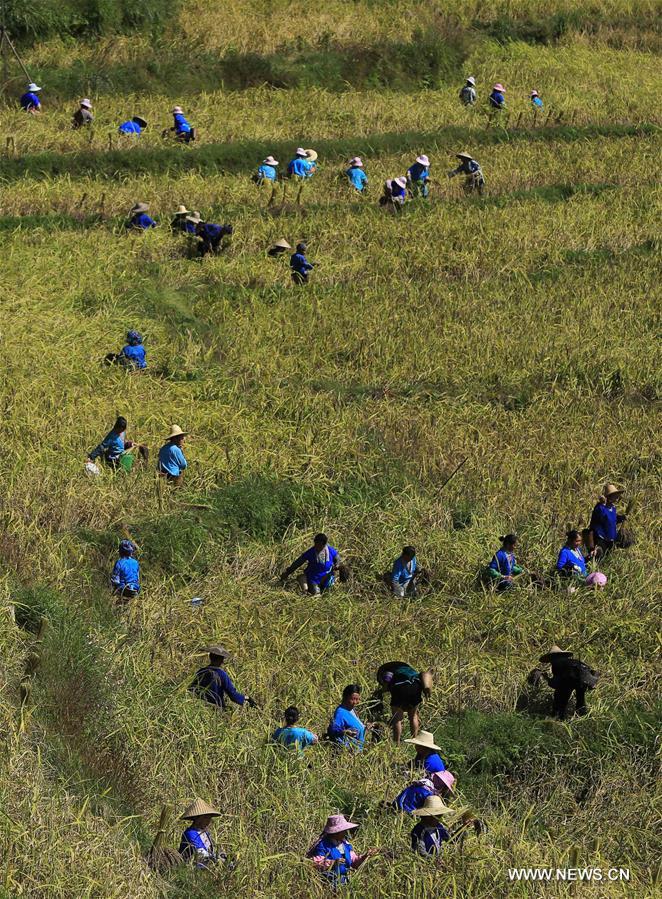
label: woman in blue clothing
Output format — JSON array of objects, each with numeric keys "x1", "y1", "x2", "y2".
[
  {"x1": 110, "y1": 539, "x2": 140, "y2": 599},
  {"x1": 327, "y1": 684, "x2": 369, "y2": 750},
  {"x1": 379, "y1": 177, "x2": 407, "y2": 210},
  {"x1": 407, "y1": 154, "x2": 430, "y2": 198},
  {"x1": 179, "y1": 800, "x2": 226, "y2": 869},
  {"x1": 307, "y1": 814, "x2": 379, "y2": 887},
  {"x1": 88, "y1": 416, "x2": 131, "y2": 468},
  {"x1": 255, "y1": 155, "x2": 280, "y2": 205},
  {"x1": 157, "y1": 425, "x2": 188, "y2": 484},
  {"x1": 489, "y1": 83, "x2": 506, "y2": 110},
  {"x1": 448, "y1": 151, "x2": 485, "y2": 195},
  {"x1": 405, "y1": 730, "x2": 447, "y2": 775},
  {"x1": 556, "y1": 530, "x2": 607, "y2": 588},
  {"x1": 530, "y1": 90, "x2": 544, "y2": 110},
  {"x1": 346, "y1": 157, "x2": 368, "y2": 192},
  {"x1": 126, "y1": 202, "x2": 156, "y2": 230},
  {"x1": 411, "y1": 796, "x2": 480, "y2": 858},
  {"x1": 272, "y1": 706, "x2": 318, "y2": 750},
  {"x1": 20, "y1": 83, "x2": 42, "y2": 114},
  {"x1": 118, "y1": 115, "x2": 148, "y2": 135},
  {"x1": 280, "y1": 532, "x2": 339, "y2": 593},
  {"x1": 167, "y1": 106, "x2": 195, "y2": 143},
  {"x1": 588, "y1": 484, "x2": 631, "y2": 557},
  {"x1": 105, "y1": 330, "x2": 147, "y2": 370},
  {"x1": 189, "y1": 644, "x2": 257, "y2": 710},
  {"x1": 391, "y1": 546, "x2": 418, "y2": 597},
  {"x1": 487, "y1": 534, "x2": 523, "y2": 591}
]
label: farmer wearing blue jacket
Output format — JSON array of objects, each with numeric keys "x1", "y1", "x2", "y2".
[
  {"x1": 193, "y1": 219, "x2": 233, "y2": 257},
  {"x1": 20, "y1": 83, "x2": 42, "y2": 114},
  {"x1": 391, "y1": 546, "x2": 418, "y2": 597},
  {"x1": 189, "y1": 645, "x2": 256, "y2": 710},
  {"x1": 489, "y1": 83, "x2": 506, "y2": 109},
  {"x1": 168, "y1": 106, "x2": 195, "y2": 142},
  {"x1": 280, "y1": 532, "x2": 339, "y2": 594},
  {"x1": 530, "y1": 90, "x2": 544, "y2": 109},
  {"x1": 179, "y1": 800, "x2": 225, "y2": 869},
  {"x1": 588, "y1": 484, "x2": 631, "y2": 556},
  {"x1": 407, "y1": 154, "x2": 430, "y2": 198},
  {"x1": 346, "y1": 157, "x2": 368, "y2": 192},
  {"x1": 118, "y1": 115, "x2": 148, "y2": 135},
  {"x1": 120, "y1": 330, "x2": 147, "y2": 369},
  {"x1": 448, "y1": 151, "x2": 485, "y2": 195},
  {"x1": 88, "y1": 416, "x2": 129, "y2": 467},
  {"x1": 157, "y1": 425, "x2": 188, "y2": 483},
  {"x1": 127, "y1": 202, "x2": 156, "y2": 230},
  {"x1": 290, "y1": 242, "x2": 314, "y2": 286},
  {"x1": 287, "y1": 148, "x2": 316, "y2": 179},
  {"x1": 110, "y1": 539, "x2": 140, "y2": 598},
  {"x1": 487, "y1": 534, "x2": 523, "y2": 591}
]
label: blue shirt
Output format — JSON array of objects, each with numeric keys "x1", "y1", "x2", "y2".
[
  {"x1": 158, "y1": 442, "x2": 187, "y2": 476},
  {"x1": 20, "y1": 91, "x2": 41, "y2": 110},
  {"x1": 111, "y1": 556, "x2": 140, "y2": 592},
  {"x1": 173, "y1": 113, "x2": 191, "y2": 134},
  {"x1": 310, "y1": 836, "x2": 353, "y2": 886},
  {"x1": 391, "y1": 182, "x2": 406, "y2": 199},
  {"x1": 590, "y1": 502, "x2": 619, "y2": 542},
  {"x1": 489, "y1": 90, "x2": 506, "y2": 108},
  {"x1": 328, "y1": 705, "x2": 366, "y2": 749},
  {"x1": 394, "y1": 781, "x2": 435, "y2": 813},
  {"x1": 128, "y1": 213, "x2": 156, "y2": 230},
  {"x1": 201, "y1": 223, "x2": 227, "y2": 242},
  {"x1": 119, "y1": 120, "x2": 142, "y2": 134},
  {"x1": 288, "y1": 545, "x2": 337, "y2": 584},
  {"x1": 90, "y1": 429, "x2": 125, "y2": 462},
  {"x1": 489, "y1": 549, "x2": 520, "y2": 578},
  {"x1": 178, "y1": 827, "x2": 222, "y2": 867},
  {"x1": 557, "y1": 546, "x2": 587, "y2": 576},
  {"x1": 411, "y1": 821, "x2": 451, "y2": 857},
  {"x1": 257, "y1": 164, "x2": 278, "y2": 182},
  {"x1": 121, "y1": 344, "x2": 147, "y2": 369},
  {"x1": 421, "y1": 752, "x2": 446, "y2": 775},
  {"x1": 290, "y1": 252, "x2": 314, "y2": 275},
  {"x1": 272, "y1": 725, "x2": 316, "y2": 750},
  {"x1": 346, "y1": 166, "x2": 368, "y2": 190},
  {"x1": 190, "y1": 665, "x2": 245, "y2": 709},
  {"x1": 407, "y1": 163, "x2": 429, "y2": 182},
  {"x1": 391, "y1": 555, "x2": 417, "y2": 585},
  {"x1": 288, "y1": 157, "x2": 315, "y2": 178},
  {"x1": 531, "y1": 96, "x2": 544, "y2": 108}
]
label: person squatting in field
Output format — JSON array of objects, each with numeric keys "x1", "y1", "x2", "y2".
[
  {"x1": 289, "y1": 242, "x2": 314, "y2": 285},
  {"x1": 486, "y1": 534, "x2": 523, "y2": 590},
  {"x1": 392, "y1": 770, "x2": 456, "y2": 813},
  {"x1": 105, "y1": 329, "x2": 147, "y2": 370},
  {"x1": 179, "y1": 800, "x2": 227, "y2": 868},
  {"x1": 327, "y1": 684, "x2": 369, "y2": 750},
  {"x1": 346, "y1": 157, "x2": 368, "y2": 192},
  {"x1": 119, "y1": 115, "x2": 148, "y2": 135},
  {"x1": 20, "y1": 83, "x2": 42, "y2": 113},
  {"x1": 171, "y1": 205, "x2": 196, "y2": 233},
  {"x1": 127, "y1": 202, "x2": 156, "y2": 230},
  {"x1": 272, "y1": 705, "x2": 318, "y2": 750},
  {"x1": 556, "y1": 529, "x2": 607, "y2": 588},
  {"x1": 307, "y1": 815, "x2": 380, "y2": 887},
  {"x1": 110, "y1": 539, "x2": 140, "y2": 598},
  {"x1": 280, "y1": 532, "x2": 339, "y2": 593},
  {"x1": 407, "y1": 154, "x2": 430, "y2": 198},
  {"x1": 406, "y1": 730, "x2": 447, "y2": 776},
  {"x1": 166, "y1": 106, "x2": 195, "y2": 142},
  {"x1": 157, "y1": 425, "x2": 188, "y2": 483},
  {"x1": 379, "y1": 177, "x2": 407, "y2": 209},
  {"x1": 375, "y1": 660, "x2": 431, "y2": 742},
  {"x1": 391, "y1": 545, "x2": 419, "y2": 597},
  {"x1": 87, "y1": 415, "x2": 146, "y2": 469},
  {"x1": 72, "y1": 98, "x2": 93, "y2": 128},
  {"x1": 411, "y1": 796, "x2": 484, "y2": 858},
  {"x1": 189, "y1": 644, "x2": 257, "y2": 710},
  {"x1": 447, "y1": 152, "x2": 485, "y2": 194},
  {"x1": 536, "y1": 645, "x2": 599, "y2": 719},
  {"x1": 191, "y1": 218, "x2": 233, "y2": 256}
]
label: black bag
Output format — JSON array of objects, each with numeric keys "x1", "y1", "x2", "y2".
[{"x1": 571, "y1": 659, "x2": 600, "y2": 690}]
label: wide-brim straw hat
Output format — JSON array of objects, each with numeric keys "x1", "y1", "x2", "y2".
[
  {"x1": 416, "y1": 155, "x2": 430, "y2": 166},
  {"x1": 404, "y1": 730, "x2": 442, "y2": 752},
  {"x1": 603, "y1": 484, "x2": 622, "y2": 499},
  {"x1": 394, "y1": 176, "x2": 407, "y2": 189},
  {"x1": 80, "y1": 98, "x2": 92, "y2": 108},
  {"x1": 131, "y1": 202, "x2": 150, "y2": 213},
  {"x1": 411, "y1": 796, "x2": 457, "y2": 819},
  {"x1": 263, "y1": 156, "x2": 279, "y2": 165},
  {"x1": 493, "y1": 83, "x2": 505, "y2": 91},
  {"x1": 466, "y1": 76, "x2": 476, "y2": 85},
  {"x1": 539, "y1": 645, "x2": 573, "y2": 663},
  {"x1": 304, "y1": 149, "x2": 318, "y2": 161},
  {"x1": 28, "y1": 83, "x2": 41, "y2": 92},
  {"x1": 174, "y1": 204, "x2": 189, "y2": 215},
  {"x1": 133, "y1": 116, "x2": 148, "y2": 128},
  {"x1": 349, "y1": 157, "x2": 363, "y2": 167},
  {"x1": 185, "y1": 213, "x2": 202, "y2": 224},
  {"x1": 271, "y1": 238, "x2": 291, "y2": 250},
  {"x1": 180, "y1": 799, "x2": 221, "y2": 820},
  {"x1": 172, "y1": 106, "x2": 183, "y2": 114},
  {"x1": 202, "y1": 644, "x2": 232, "y2": 660},
  {"x1": 323, "y1": 814, "x2": 359, "y2": 834},
  {"x1": 168, "y1": 424, "x2": 187, "y2": 439},
  {"x1": 456, "y1": 151, "x2": 473, "y2": 160}
]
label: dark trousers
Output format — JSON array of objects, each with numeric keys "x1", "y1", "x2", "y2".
[
  {"x1": 198, "y1": 238, "x2": 221, "y2": 257},
  {"x1": 291, "y1": 271, "x2": 308, "y2": 285},
  {"x1": 553, "y1": 685, "x2": 587, "y2": 719}
]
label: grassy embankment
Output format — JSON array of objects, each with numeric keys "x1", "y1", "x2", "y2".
[{"x1": 0, "y1": 6, "x2": 660, "y2": 898}]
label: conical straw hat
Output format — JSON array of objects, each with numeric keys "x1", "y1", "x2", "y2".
[
  {"x1": 180, "y1": 799, "x2": 221, "y2": 820},
  {"x1": 272, "y1": 238, "x2": 291, "y2": 250},
  {"x1": 539, "y1": 645, "x2": 573, "y2": 663}
]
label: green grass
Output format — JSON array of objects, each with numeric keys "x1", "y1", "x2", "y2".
[{"x1": 0, "y1": 6, "x2": 660, "y2": 898}]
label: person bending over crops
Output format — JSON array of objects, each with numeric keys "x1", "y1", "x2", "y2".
[
  {"x1": 193, "y1": 219, "x2": 233, "y2": 257},
  {"x1": 268, "y1": 238, "x2": 292, "y2": 258},
  {"x1": 105, "y1": 329, "x2": 147, "y2": 370},
  {"x1": 587, "y1": 483, "x2": 632, "y2": 557},
  {"x1": 118, "y1": 115, "x2": 148, "y2": 135},
  {"x1": 287, "y1": 147, "x2": 317, "y2": 179},
  {"x1": 179, "y1": 800, "x2": 227, "y2": 869},
  {"x1": 20, "y1": 83, "x2": 42, "y2": 114},
  {"x1": 189, "y1": 644, "x2": 257, "y2": 710},
  {"x1": 110, "y1": 539, "x2": 140, "y2": 599},
  {"x1": 379, "y1": 177, "x2": 407, "y2": 209},
  {"x1": 157, "y1": 425, "x2": 188, "y2": 483},
  {"x1": 536, "y1": 645, "x2": 599, "y2": 719},
  {"x1": 280, "y1": 532, "x2": 339, "y2": 594},
  {"x1": 171, "y1": 205, "x2": 194, "y2": 233},
  {"x1": 556, "y1": 530, "x2": 607, "y2": 589},
  {"x1": 127, "y1": 202, "x2": 156, "y2": 230},
  {"x1": 407, "y1": 155, "x2": 430, "y2": 198},
  {"x1": 530, "y1": 90, "x2": 543, "y2": 110},
  {"x1": 307, "y1": 814, "x2": 380, "y2": 888},
  {"x1": 411, "y1": 796, "x2": 483, "y2": 858},
  {"x1": 290, "y1": 242, "x2": 314, "y2": 286},
  {"x1": 459, "y1": 76, "x2": 476, "y2": 106},
  {"x1": 376, "y1": 661, "x2": 431, "y2": 743},
  {"x1": 87, "y1": 415, "x2": 143, "y2": 469},
  {"x1": 392, "y1": 770, "x2": 455, "y2": 814},
  {"x1": 405, "y1": 730, "x2": 447, "y2": 776},
  {"x1": 346, "y1": 157, "x2": 368, "y2": 192},
  {"x1": 327, "y1": 684, "x2": 369, "y2": 750},
  {"x1": 166, "y1": 106, "x2": 195, "y2": 143},
  {"x1": 72, "y1": 98, "x2": 93, "y2": 128},
  {"x1": 486, "y1": 534, "x2": 523, "y2": 591},
  {"x1": 391, "y1": 545, "x2": 419, "y2": 597},
  {"x1": 447, "y1": 152, "x2": 485, "y2": 195},
  {"x1": 272, "y1": 705, "x2": 318, "y2": 750},
  {"x1": 489, "y1": 83, "x2": 506, "y2": 110}
]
